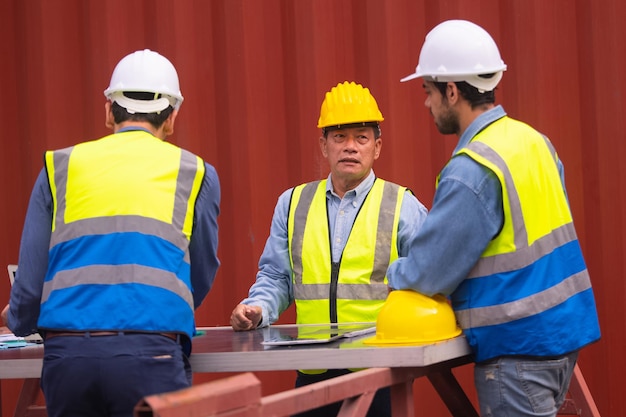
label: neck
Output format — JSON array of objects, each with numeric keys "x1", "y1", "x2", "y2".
[
  {"x1": 458, "y1": 103, "x2": 494, "y2": 136},
  {"x1": 115, "y1": 121, "x2": 164, "y2": 139},
  {"x1": 331, "y1": 174, "x2": 369, "y2": 199}
]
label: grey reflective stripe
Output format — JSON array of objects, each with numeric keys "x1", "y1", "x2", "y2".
[
  {"x1": 50, "y1": 216, "x2": 191, "y2": 263},
  {"x1": 293, "y1": 282, "x2": 389, "y2": 300},
  {"x1": 51, "y1": 148, "x2": 72, "y2": 236},
  {"x1": 49, "y1": 146, "x2": 198, "y2": 257},
  {"x1": 291, "y1": 181, "x2": 320, "y2": 286},
  {"x1": 460, "y1": 137, "x2": 586, "y2": 330},
  {"x1": 172, "y1": 149, "x2": 199, "y2": 231},
  {"x1": 371, "y1": 181, "x2": 399, "y2": 284},
  {"x1": 466, "y1": 141, "x2": 527, "y2": 250},
  {"x1": 41, "y1": 264, "x2": 194, "y2": 310},
  {"x1": 468, "y1": 223, "x2": 578, "y2": 278},
  {"x1": 456, "y1": 270, "x2": 592, "y2": 328},
  {"x1": 291, "y1": 180, "x2": 399, "y2": 300},
  {"x1": 465, "y1": 141, "x2": 574, "y2": 279}
]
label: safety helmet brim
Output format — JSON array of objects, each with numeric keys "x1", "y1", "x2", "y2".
[
  {"x1": 104, "y1": 49, "x2": 184, "y2": 113},
  {"x1": 107, "y1": 91, "x2": 175, "y2": 114},
  {"x1": 400, "y1": 19, "x2": 507, "y2": 92},
  {"x1": 402, "y1": 71, "x2": 505, "y2": 93}
]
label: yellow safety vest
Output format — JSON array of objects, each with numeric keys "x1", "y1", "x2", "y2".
[
  {"x1": 288, "y1": 178, "x2": 404, "y2": 373},
  {"x1": 40, "y1": 130, "x2": 205, "y2": 337},
  {"x1": 448, "y1": 116, "x2": 600, "y2": 361}
]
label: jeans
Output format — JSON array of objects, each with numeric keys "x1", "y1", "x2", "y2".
[
  {"x1": 41, "y1": 333, "x2": 190, "y2": 417},
  {"x1": 293, "y1": 369, "x2": 391, "y2": 417},
  {"x1": 474, "y1": 351, "x2": 578, "y2": 417}
]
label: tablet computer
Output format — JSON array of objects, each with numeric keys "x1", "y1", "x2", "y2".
[{"x1": 261, "y1": 322, "x2": 376, "y2": 346}]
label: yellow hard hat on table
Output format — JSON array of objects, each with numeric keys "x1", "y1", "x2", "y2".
[{"x1": 364, "y1": 290, "x2": 462, "y2": 346}]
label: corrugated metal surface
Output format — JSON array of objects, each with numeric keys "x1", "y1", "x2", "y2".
[{"x1": 1, "y1": 0, "x2": 624, "y2": 415}]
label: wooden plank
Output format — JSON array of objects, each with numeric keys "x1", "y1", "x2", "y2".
[
  {"x1": 428, "y1": 369, "x2": 478, "y2": 417},
  {"x1": 390, "y1": 379, "x2": 415, "y2": 417},
  {"x1": 565, "y1": 364, "x2": 601, "y2": 417},
  {"x1": 12, "y1": 379, "x2": 45, "y2": 417},
  {"x1": 262, "y1": 368, "x2": 384, "y2": 416},
  {"x1": 260, "y1": 367, "x2": 432, "y2": 417},
  {"x1": 134, "y1": 373, "x2": 261, "y2": 417},
  {"x1": 337, "y1": 390, "x2": 375, "y2": 417}
]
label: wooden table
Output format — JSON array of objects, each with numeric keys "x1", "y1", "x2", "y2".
[{"x1": 0, "y1": 325, "x2": 477, "y2": 416}]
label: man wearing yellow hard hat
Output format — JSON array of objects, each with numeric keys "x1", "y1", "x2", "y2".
[
  {"x1": 230, "y1": 81, "x2": 428, "y2": 417},
  {"x1": 389, "y1": 20, "x2": 601, "y2": 417}
]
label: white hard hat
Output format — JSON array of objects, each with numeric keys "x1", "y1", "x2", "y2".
[
  {"x1": 401, "y1": 20, "x2": 507, "y2": 92},
  {"x1": 104, "y1": 49, "x2": 184, "y2": 113}
]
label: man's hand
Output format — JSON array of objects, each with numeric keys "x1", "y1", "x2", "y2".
[
  {"x1": 230, "y1": 304, "x2": 262, "y2": 331},
  {"x1": 1, "y1": 304, "x2": 9, "y2": 327}
]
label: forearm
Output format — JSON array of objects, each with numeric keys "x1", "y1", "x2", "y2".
[
  {"x1": 388, "y1": 166, "x2": 502, "y2": 296},
  {"x1": 241, "y1": 189, "x2": 294, "y2": 326}
]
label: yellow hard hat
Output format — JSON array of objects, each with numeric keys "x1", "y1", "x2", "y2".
[
  {"x1": 364, "y1": 290, "x2": 462, "y2": 346},
  {"x1": 317, "y1": 81, "x2": 384, "y2": 129}
]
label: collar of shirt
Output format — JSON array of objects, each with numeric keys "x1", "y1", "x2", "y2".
[
  {"x1": 324, "y1": 170, "x2": 376, "y2": 261},
  {"x1": 116, "y1": 126, "x2": 154, "y2": 135},
  {"x1": 453, "y1": 105, "x2": 507, "y2": 155},
  {"x1": 325, "y1": 170, "x2": 376, "y2": 201}
]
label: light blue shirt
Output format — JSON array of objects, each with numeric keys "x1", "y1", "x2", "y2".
[
  {"x1": 242, "y1": 170, "x2": 428, "y2": 326},
  {"x1": 387, "y1": 105, "x2": 565, "y2": 296}
]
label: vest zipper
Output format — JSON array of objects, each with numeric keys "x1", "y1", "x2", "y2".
[{"x1": 329, "y1": 261, "x2": 340, "y2": 323}]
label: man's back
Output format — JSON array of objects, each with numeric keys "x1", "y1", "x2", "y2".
[{"x1": 40, "y1": 129, "x2": 205, "y2": 338}]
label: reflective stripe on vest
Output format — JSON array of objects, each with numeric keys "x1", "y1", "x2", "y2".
[
  {"x1": 288, "y1": 179, "x2": 403, "y2": 324},
  {"x1": 448, "y1": 116, "x2": 600, "y2": 361},
  {"x1": 39, "y1": 131, "x2": 205, "y2": 337}
]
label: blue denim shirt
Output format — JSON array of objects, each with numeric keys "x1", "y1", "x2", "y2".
[
  {"x1": 8, "y1": 127, "x2": 221, "y2": 336},
  {"x1": 387, "y1": 105, "x2": 565, "y2": 296},
  {"x1": 242, "y1": 170, "x2": 428, "y2": 326}
]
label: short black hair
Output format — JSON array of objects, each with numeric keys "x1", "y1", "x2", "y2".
[
  {"x1": 433, "y1": 80, "x2": 496, "y2": 109},
  {"x1": 111, "y1": 92, "x2": 174, "y2": 128}
]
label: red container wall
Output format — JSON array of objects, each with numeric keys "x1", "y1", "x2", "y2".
[{"x1": 1, "y1": 0, "x2": 624, "y2": 415}]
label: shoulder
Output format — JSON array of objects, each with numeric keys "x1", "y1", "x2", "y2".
[
  {"x1": 202, "y1": 161, "x2": 219, "y2": 179},
  {"x1": 199, "y1": 162, "x2": 220, "y2": 191},
  {"x1": 441, "y1": 155, "x2": 501, "y2": 196},
  {"x1": 374, "y1": 178, "x2": 402, "y2": 189},
  {"x1": 374, "y1": 178, "x2": 412, "y2": 196},
  {"x1": 277, "y1": 179, "x2": 325, "y2": 217}
]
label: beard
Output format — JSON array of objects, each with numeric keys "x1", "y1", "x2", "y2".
[{"x1": 434, "y1": 105, "x2": 460, "y2": 135}]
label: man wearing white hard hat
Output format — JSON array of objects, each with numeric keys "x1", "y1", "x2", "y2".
[
  {"x1": 388, "y1": 20, "x2": 600, "y2": 417},
  {"x1": 1, "y1": 49, "x2": 221, "y2": 417}
]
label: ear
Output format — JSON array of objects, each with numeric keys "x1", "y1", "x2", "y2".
[
  {"x1": 104, "y1": 102, "x2": 115, "y2": 129},
  {"x1": 319, "y1": 135, "x2": 328, "y2": 157},
  {"x1": 446, "y1": 82, "x2": 459, "y2": 105},
  {"x1": 374, "y1": 137, "x2": 382, "y2": 160},
  {"x1": 162, "y1": 110, "x2": 179, "y2": 137}
]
